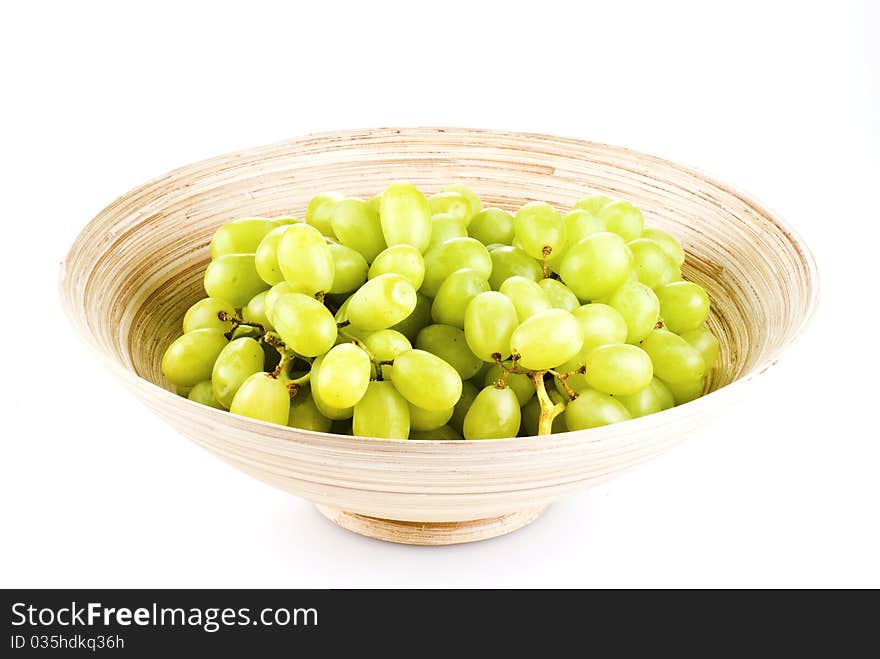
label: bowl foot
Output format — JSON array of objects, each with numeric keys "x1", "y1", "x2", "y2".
[{"x1": 315, "y1": 505, "x2": 548, "y2": 546}]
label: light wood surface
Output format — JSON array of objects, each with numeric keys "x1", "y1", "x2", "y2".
[{"x1": 60, "y1": 127, "x2": 818, "y2": 544}]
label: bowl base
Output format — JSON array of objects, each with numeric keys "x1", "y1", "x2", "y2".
[{"x1": 315, "y1": 505, "x2": 548, "y2": 546}]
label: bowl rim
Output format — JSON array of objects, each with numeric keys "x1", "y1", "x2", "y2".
[{"x1": 61, "y1": 126, "x2": 820, "y2": 447}]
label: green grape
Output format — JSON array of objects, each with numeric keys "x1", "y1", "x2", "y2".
[
  {"x1": 366, "y1": 194, "x2": 382, "y2": 215},
  {"x1": 271, "y1": 216, "x2": 302, "y2": 226},
  {"x1": 509, "y1": 309, "x2": 583, "y2": 371},
  {"x1": 570, "y1": 303, "x2": 629, "y2": 354},
  {"x1": 204, "y1": 254, "x2": 269, "y2": 308},
  {"x1": 347, "y1": 273, "x2": 417, "y2": 331},
  {"x1": 463, "y1": 291, "x2": 519, "y2": 362},
  {"x1": 662, "y1": 377, "x2": 706, "y2": 405},
  {"x1": 330, "y1": 198, "x2": 386, "y2": 263},
  {"x1": 521, "y1": 388, "x2": 567, "y2": 436},
  {"x1": 305, "y1": 193, "x2": 342, "y2": 238},
  {"x1": 272, "y1": 293, "x2": 337, "y2": 357},
  {"x1": 583, "y1": 344, "x2": 653, "y2": 396},
  {"x1": 537, "y1": 279, "x2": 579, "y2": 312},
  {"x1": 409, "y1": 403, "x2": 454, "y2": 431},
  {"x1": 472, "y1": 360, "x2": 493, "y2": 387},
  {"x1": 277, "y1": 224, "x2": 335, "y2": 295},
  {"x1": 606, "y1": 281, "x2": 661, "y2": 343},
  {"x1": 597, "y1": 200, "x2": 644, "y2": 242},
  {"x1": 328, "y1": 243, "x2": 368, "y2": 294},
  {"x1": 210, "y1": 217, "x2": 278, "y2": 259},
  {"x1": 242, "y1": 290, "x2": 272, "y2": 329},
  {"x1": 628, "y1": 238, "x2": 678, "y2": 289},
  {"x1": 640, "y1": 329, "x2": 706, "y2": 383},
  {"x1": 449, "y1": 380, "x2": 479, "y2": 434},
  {"x1": 468, "y1": 208, "x2": 515, "y2": 246},
  {"x1": 264, "y1": 281, "x2": 314, "y2": 325},
  {"x1": 379, "y1": 183, "x2": 432, "y2": 253},
  {"x1": 415, "y1": 324, "x2": 483, "y2": 380},
  {"x1": 390, "y1": 292, "x2": 433, "y2": 341},
  {"x1": 211, "y1": 337, "x2": 265, "y2": 408},
  {"x1": 440, "y1": 184, "x2": 482, "y2": 224},
  {"x1": 650, "y1": 377, "x2": 676, "y2": 410},
  {"x1": 488, "y1": 245, "x2": 542, "y2": 290},
  {"x1": 353, "y1": 381, "x2": 410, "y2": 439},
  {"x1": 564, "y1": 389, "x2": 631, "y2": 430},
  {"x1": 642, "y1": 227, "x2": 686, "y2": 267},
  {"x1": 463, "y1": 386, "x2": 522, "y2": 440},
  {"x1": 514, "y1": 202, "x2": 566, "y2": 261},
  {"x1": 428, "y1": 191, "x2": 471, "y2": 223},
  {"x1": 431, "y1": 268, "x2": 490, "y2": 328},
  {"x1": 409, "y1": 425, "x2": 463, "y2": 440},
  {"x1": 421, "y1": 237, "x2": 492, "y2": 297},
  {"x1": 287, "y1": 390, "x2": 332, "y2": 433},
  {"x1": 312, "y1": 342, "x2": 371, "y2": 409},
  {"x1": 254, "y1": 225, "x2": 289, "y2": 285},
  {"x1": 161, "y1": 328, "x2": 228, "y2": 387},
  {"x1": 362, "y1": 329, "x2": 412, "y2": 379},
  {"x1": 679, "y1": 326, "x2": 720, "y2": 370},
  {"x1": 229, "y1": 372, "x2": 290, "y2": 425},
  {"x1": 564, "y1": 208, "x2": 606, "y2": 244},
  {"x1": 368, "y1": 245, "x2": 425, "y2": 290},
  {"x1": 559, "y1": 232, "x2": 633, "y2": 301},
  {"x1": 655, "y1": 281, "x2": 710, "y2": 333},
  {"x1": 483, "y1": 364, "x2": 535, "y2": 407},
  {"x1": 390, "y1": 349, "x2": 462, "y2": 411},
  {"x1": 183, "y1": 297, "x2": 235, "y2": 334},
  {"x1": 499, "y1": 276, "x2": 552, "y2": 322},
  {"x1": 187, "y1": 380, "x2": 223, "y2": 409},
  {"x1": 309, "y1": 356, "x2": 354, "y2": 420},
  {"x1": 573, "y1": 195, "x2": 613, "y2": 215},
  {"x1": 428, "y1": 214, "x2": 469, "y2": 248}
]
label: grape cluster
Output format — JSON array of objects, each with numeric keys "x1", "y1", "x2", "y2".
[{"x1": 161, "y1": 183, "x2": 718, "y2": 440}]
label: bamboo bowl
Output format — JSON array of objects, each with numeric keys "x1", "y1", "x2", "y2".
[{"x1": 61, "y1": 128, "x2": 818, "y2": 545}]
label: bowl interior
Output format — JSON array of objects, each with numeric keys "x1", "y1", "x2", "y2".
[{"x1": 62, "y1": 128, "x2": 817, "y2": 404}]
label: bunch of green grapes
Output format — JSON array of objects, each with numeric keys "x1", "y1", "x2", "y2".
[{"x1": 162, "y1": 183, "x2": 718, "y2": 441}]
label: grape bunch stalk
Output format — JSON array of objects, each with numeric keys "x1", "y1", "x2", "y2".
[{"x1": 161, "y1": 183, "x2": 719, "y2": 440}]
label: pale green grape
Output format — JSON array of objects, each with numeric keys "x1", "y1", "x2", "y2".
[
  {"x1": 571, "y1": 303, "x2": 629, "y2": 353},
  {"x1": 254, "y1": 225, "x2": 289, "y2": 285},
  {"x1": 463, "y1": 386, "x2": 521, "y2": 440},
  {"x1": 440, "y1": 184, "x2": 482, "y2": 225},
  {"x1": 368, "y1": 245, "x2": 425, "y2": 290},
  {"x1": 272, "y1": 293, "x2": 337, "y2": 356},
  {"x1": 655, "y1": 281, "x2": 710, "y2": 333},
  {"x1": 306, "y1": 193, "x2": 342, "y2": 238},
  {"x1": 347, "y1": 273, "x2": 417, "y2": 331},
  {"x1": 679, "y1": 326, "x2": 720, "y2": 370},
  {"x1": 564, "y1": 389, "x2": 632, "y2": 430},
  {"x1": 353, "y1": 381, "x2": 410, "y2": 439},
  {"x1": 606, "y1": 281, "x2": 661, "y2": 343},
  {"x1": 559, "y1": 232, "x2": 633, "y2": 301},
  {"x1": 272, "y1": 216, "x2": 302, "y2": 226},
  {"x1": 538, "y1": 279, "x2": 580, "y2": 312},
  {"x1": 187, "y1": 380, "x2": 223, "y2": 409},
  {"x1": 229, "y1": 372, "x2": 290, "y2": 425},
  {"x1": 597, "y1": 200, "x2": 644, "y2": 242},
  {"x1": 488, "y1": 245, "x2": 542, "y2": 290},
  {"x1": 242, "y1": 290, "x2": 272, "y2": 329},
  {"x1": 463, "y1": 291, "x2": 519, "y2": 362},
  {"x1": 640, "y1": 329, "x2": 706, "y2": 383},
  {"x1": 544, "y1": 209, "x2": 608, "y2": 273},
  {"x1": 521, "y1": 388, "x2": 567, "y2": 436},
  {"x1": 309, "y1": 356, "x2": 354, "y2": 420},
  {"x1": 514, "y1": 202, "x2": 566, "y2": 260},
  {"x1": 472, "y1": 361, "x2": 493, "y2": 387},
  {"x1": 161, "y1": 328, "x2": 228, "y2": 387},
  {"x1": 366, "y1": 194, "x2": 382, "y2": 215},
  {"x1": 330, "y1": 198, "x2": 387, "y2": 263},
  {"x1": 390, "y1": 349, "x2": 462, "y2": 411},
  {"x1": 449, "y1": 380, "x2": 479, "y2": 434},
  {"x1": 277, "y1": 224, "x2": 335, "y2": 295},
  {"x1": 628, "y1": 238, "x2": 678, "y2": 289},
  {"x1": 390, "y1": 292, "x2": 433, "y2": 341},
  {"x1": 408, "y1": 403, "x2": 454, "y2": 431},
  {"x1": 468, "y1": 208, "x2": 515, "y2": 246},
  {"x1": 264, "y1": 281, "x2": 314, "y2": 325},
  {"x1": 509, "y1": 309, "x2": 583, "y2": 371},
  {"x1": 361, "y1": 329, "x2": 412, "y2": 379},
  {"x1": 499, "y1": 276, "x2": 552, "y2": 322},
  {"x1": 210, "y1": 337, "x2": 265, "y2": 408},
  {"x1": 483, "y1": 364, "x2": 535, "y2": 407},
  {"x1": 422, "y1": 237, "x2": 492, "y2": 297},
  {"x1": 428, "y1": 214, "x2": 468, "y2": 248},
  {"x1": 583, "y1": 344, "x2": 653, "y2": 396},
  {"x1": 312, "y1": 342, "x2": 371, "y2": 409},
  {"x1": 183, "y1": 297, "x2": 235, "y2": 334},
  {"x1": 204, "y1": 254, "x2": 269, "y2": 308},
  {"x1": 642, "y1": 227, "x2": 686, "y2": 266},
  {"x1": 287, "y1": 390, "x2": 332, "y2": 433},
  {"x1": 428, "y1": 191, "x2": 471, "y2": 223},
  {"x1": 409, "y1": 425, "x2": 463, "y2": 440},
  {"x1": 328, "y1": 243, "x2": 368, "y2": 294},
  {"x1": 380, "y1": 183, "x2": 432, "y2": 253},
  {"x1": 415, "y1": 324, "x2": 483, "y2": 380},
  {"x1": 573, "y1": 195, "x2": 613, "y2": 215},
  {"x1": 431, "y1": 268, "x2": 490, "y2": 328},
  {"x1": 662, "y1": 377, "x2": 706, "y2": 405},
  {"x1": 210, "y1": 217, "x2": 278, "y2": 259},
  {"x1": 650, "y1": 377, "x2": 676, "y2": 410}
]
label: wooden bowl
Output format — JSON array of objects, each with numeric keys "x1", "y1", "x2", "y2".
[{"x1": 60, "y1": 128, "x2": 818, "y2": 545}]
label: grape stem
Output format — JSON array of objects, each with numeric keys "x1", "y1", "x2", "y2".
[
  {"x1": 541, "y1": 245, "x2": 552, "y2": 278},
  {"x1": 531, "y1": 371, "x2": 565, "y2": 435},
  {"x1": 218, "y1": 311, "x2": 265, "y2": 336},
  {"x1": 548, "y1": 367, "x2": 584, "y2": 401},
  {"x1": 336, "y1": 320, "x2": 351, "y2": 328}
]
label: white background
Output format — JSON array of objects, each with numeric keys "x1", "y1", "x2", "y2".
[{"x1": 1, "y1": 1, "x2": 877, "y2": 588}]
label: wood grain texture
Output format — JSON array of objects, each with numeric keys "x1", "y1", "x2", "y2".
[{"x1": 60, "y1": 127, "x2": 818, "y2": 541}]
